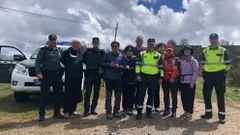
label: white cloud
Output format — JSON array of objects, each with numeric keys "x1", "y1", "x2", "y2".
[{"x1": 0, "y1": 0, "x2": 240, "y2": 56}]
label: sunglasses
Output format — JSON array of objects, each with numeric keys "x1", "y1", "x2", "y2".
[
  {"x1": 126, "y1": 50, "x2": 133, "y2": 52},
  {"x1": 49, "y1": 39, "x2": 57, "y2": 41},
  {"x1": 111, "y1": 45, "x2": 119, "y2": 48}
]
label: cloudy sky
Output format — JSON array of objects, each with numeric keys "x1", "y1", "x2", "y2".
[{"x1": 0, "y1": 0, "x2": 240, "y2": 55}]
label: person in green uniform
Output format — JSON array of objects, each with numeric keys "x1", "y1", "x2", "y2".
[{"x1": 35, "y1": 34, "x2": 64, "y2": 122}]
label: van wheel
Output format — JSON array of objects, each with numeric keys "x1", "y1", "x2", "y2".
[{"x1": 14, "y1": 92, "x2": 29, "y2": 102}]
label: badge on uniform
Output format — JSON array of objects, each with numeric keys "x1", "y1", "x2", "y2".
[
  {"x1": 154, "y1": 56, "x2": 159, "y2": 59},
  {"x1": 217, "y1": 53, "x2": 223, "y2": 57}
]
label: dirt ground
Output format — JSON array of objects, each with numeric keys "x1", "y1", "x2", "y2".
[{"x1": 0, "y1": 97, "x2": 240, "y2": 135}]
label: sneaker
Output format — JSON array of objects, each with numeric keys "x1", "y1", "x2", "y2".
[
  {"x1": 179, "y1": 112, "x2": 187, "y2": 119},
  {"x1": 83, "y1": 112, "x2": 90, "y2": 117},
  {"x1": 53, "y1": 114, "x2": 64, "y2": 119},
  {"x1": 183, "y1": 113, "x2": 192, "y2": 121},
  {"x1": 113, "y1": 112, "x2": 122, "y2": 118},
  {"x1": 161, "y1": 110, "x2": 171, "y2": 117},
  {"x1": 38, "y1": 115, "x2": 45, "y2": 122},
  {"x1": 154, "y1": 108, "x2": 160, "y2": 113},
  {"x1": 73, "y1": 111, "x2": 81, "y2": 115},
  {"x1": 219, "y1": 119, "x2": 226, "y2": 124},
  {"x1": 64, "y1": 113, "x2": 70, "y2": 118},
  {"x1": 200, "y1": 112, "x2": 213, "y2": 119},
  {"x1": 127, "y1": 110, "x2": 133, "y2": 116},
  {"x1": 106, "y1": 113, "x2": 113, "y2": 120},
  {"x1": 135, "y1": 113, "x2": 142, "y2": 120}
]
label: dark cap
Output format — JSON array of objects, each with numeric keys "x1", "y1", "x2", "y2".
[
  {"x1": 209, "y1": 33, "x2": 219, "y2": 39},
  {"x1": 48, "y1": 34, "x2": 57, "y2": 40},
  {"x1": 147, "y1": 38, "x2": 155, "y2": 44},
  {"x1": 92, "y1": 37, "x2": 100, "y2": 43}
]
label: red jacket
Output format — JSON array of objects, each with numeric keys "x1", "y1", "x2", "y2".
[{"x1": 163, "y1": 55, "x2": 179, "y2": 81}]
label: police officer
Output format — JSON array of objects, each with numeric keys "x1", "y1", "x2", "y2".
[
  {"x1": 35, "y1": 34, "x2": 64, "y2": 122},
  {"x1": 83, "y1": 37, "x2": 105, "y2": 117},
  {"x1": 201, "y1": 33, "x2": 231, "y2": 124},
  {"x1": 135, "y1": 38, "x2": 163, "y2": 120},
  {"x1": 61, "y1": 40, "x2": 84, "y2": 118}
]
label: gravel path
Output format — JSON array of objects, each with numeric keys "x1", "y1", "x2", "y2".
[{"x1": 0, "y1": 97, "x2": 240, "y2": 135}]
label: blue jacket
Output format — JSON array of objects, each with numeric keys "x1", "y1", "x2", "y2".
[{"x1": 101, "y1": 52, "x2": 124, "y2": 80}]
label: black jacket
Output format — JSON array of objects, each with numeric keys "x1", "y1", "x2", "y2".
[
  {"x1": 83, "y1": 48, "x2": 105, "y2": 71},
  {"x1": 122, "y1": 56, "x2": 137, "y2": 84},
  {"x1": 61, "y1": 47, "x2": 83, "y2": 79}
]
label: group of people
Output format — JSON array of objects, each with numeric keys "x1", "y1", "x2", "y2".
[{"x1": 35, "y1": 33, "x2": 231, "y2": 125}]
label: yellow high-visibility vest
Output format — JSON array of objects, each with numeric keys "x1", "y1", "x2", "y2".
[
  {"x1": 202, "y1": 46, "x2": 231, "y2": 72},
  {"x1": 136, "y1": 50, "x2": 163, "y2": 77}
]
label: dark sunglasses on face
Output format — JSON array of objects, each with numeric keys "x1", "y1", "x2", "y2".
[
  {"x1": 111, "y1": 45, "x2": 118, "y2": 48},
  {"x1": 50, "y1": 39, "x2": 57, "y2": 41}
]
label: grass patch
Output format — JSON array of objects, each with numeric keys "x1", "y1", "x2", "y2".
[
  {"x1": 0, "y1": 83, "x2": 85, "y2": 130},
  {"x1": 195, "y1": 78, "x2": 240, "y2": 103}
]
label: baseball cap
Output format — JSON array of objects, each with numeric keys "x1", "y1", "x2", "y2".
[
  {"x1": 147, "y1": 38, "x2": 155, "y2": 45},
  {"x1": 48, "y1": 34, "x2": 57, "y2": 40},
  {"x1": 92, "y1": 37, "x2": 100, "y2": 43},
  {"x1": 209, "y1": 33, "x2": 219, "y2": 39}
]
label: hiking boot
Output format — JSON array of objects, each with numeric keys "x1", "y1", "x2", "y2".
[
  {"x1": 90, "y1": 111, "x2": 98, "y2": 115},
  {"x1": 53, "y1": 114, "x2": 64, "y2": 119},
  {"x1": 219, "y1": 119, "x2": 226, "y2": 124},
  {"x1": 200, "y1": 112, "x2": 213, "y2": 119},
  {"x1": 38, "y1": 115, "x2": 45, "y2": 122},
  {"x1": 179, "y1": 112, "x2": 187, "y2": 119},
  {"x1": 218, "y1": 114, "x2": 225, "y2": 124},
  {"x1": 183, "y1": 113, "x2": 192, "y2": 121},
  {"x1": 170, "y1": 113, "x2": 176, "y2": 119},
  {"x1": 106, "y1": 113, "x2": 113, "y2": 120},
  {"x1": 83, "y1": 112, "x2": 91, "y2": 117},
  {"x1": 113, "y1": 112, "x2": 122, "y2": 118},
  {"x1": 161, "y1": 110, "x2": 171, "y2": 117}
]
